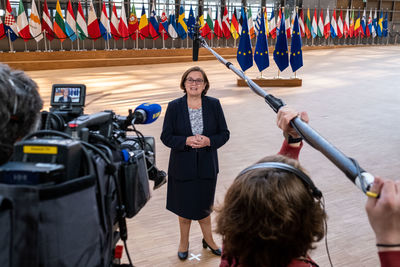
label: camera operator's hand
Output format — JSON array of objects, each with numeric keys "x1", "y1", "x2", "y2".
[
  {"x1": 277, "y1": 106, "x2": 309, "y2": 138},
  {"x1": 366, "y1": 177, "x2": 400, "y2": 251}
]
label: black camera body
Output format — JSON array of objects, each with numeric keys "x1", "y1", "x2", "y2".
[{"x1": 0, "y1": 84, "x2": 164, "y2": 267}]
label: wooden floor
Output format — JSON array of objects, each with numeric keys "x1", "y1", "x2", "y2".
[{"x1": 27, "y1": 45, "x2": 400, "y2": 267}]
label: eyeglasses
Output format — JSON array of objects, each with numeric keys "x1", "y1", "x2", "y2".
[{"x1": 186, "y1": 78, "x2": 204, "y2": 84}]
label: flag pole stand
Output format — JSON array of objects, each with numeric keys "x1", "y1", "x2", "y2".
[
  {"x1": 91, "y1": 40, "x2": 96, "y2": 51},
  {"x1": 143, "y1": 38, "x2": 147, "y2": 50},
  {"x1": 36, "y1": 40, "x2": 40, "y2": 52},
  {"x1": 43, "y1": 32, "x2": 48, "y2": 52},
  {"x1": 24, "y1": 42, "x2": 29, "y2": 52},
  {"x1": 70, "y1": 39, "x2": 75, "y2": 51},
  {"x1": 171, "y1": 38, "x2": 175, "y2": 49},
  {"x1": 162, "y1": 31, "x2": 166, "y2": 49},
  {"x1": 136, "y1": 31, "x2": 139, "y2": 49},
  {"x1": 60, "y1": 40, "x2": 65, "y2": 51},
  {"x1": 7, "y1": 31, "x2": 15, "y2": 53}
]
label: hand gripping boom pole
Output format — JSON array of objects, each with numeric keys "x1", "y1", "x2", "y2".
[{"x1": 192, "y1": 25, "x2": 374, "y2": 195}]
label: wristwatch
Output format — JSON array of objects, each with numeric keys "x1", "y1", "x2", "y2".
[{"x1": 287, "y1": 135, "x2": 303, "y2": 144}]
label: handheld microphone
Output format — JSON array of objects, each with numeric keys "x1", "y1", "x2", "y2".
[
  {"x1": 132, "y1": 103, "x2": 161, "y2": 125},
  {"x1": 193, "y1": 22, "x2": 201, "y2": 61}
]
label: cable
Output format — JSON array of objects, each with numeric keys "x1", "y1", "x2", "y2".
[
  {"x1": 123, "y1": 240, "x2": 134, "y2": 267},
  {"x1": 321, "y1": 196, "x2": 334, "y2": 267}
]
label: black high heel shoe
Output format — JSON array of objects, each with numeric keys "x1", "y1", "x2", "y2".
[
  {"x1": 202, "y1": 238, "x2": 222, "y2": 256},
  {"x1": 177, "y1": 243, "x2": 189, "y2": 260}
]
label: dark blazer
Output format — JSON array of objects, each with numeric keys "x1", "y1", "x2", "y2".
[
  {"x1": 58, "y1": 96, "x2": 72, "y2": 103},
  {"x1": 160, "y1": 95, "x2": 230, "y2": 180}
]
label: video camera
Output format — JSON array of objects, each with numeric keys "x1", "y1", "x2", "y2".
[{"x1": 0, "y1": 84, "x2": 166, "y2": 267}]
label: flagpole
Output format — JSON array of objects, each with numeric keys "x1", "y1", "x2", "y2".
[
  {"x1": 7, "y1": 30, "x2": 15, "y2": 53},
  {"x1": 36, "y1": 40, "x2": 40, "y2": 52},
  {"x1": 143, "y1": 38, "x2": 147, "y2": 50},
  {"x1": 77, "y1": 38, "x2": 80, "y2": 51},
  {"x1": 123, "y1": 39, "x2": 127, "y2": 50},
  {"x1": 113, "y1": 39, "x2": 116, "y2": 50},
  {"x1": 186, "y1": 37, "x2": 189, "y2": 48},
  {"x1": 60, "y1": 39, "x2": 65, "y2": 51},
  {"x1": 43, "y1": 32, "x2": 48, "y2": 52},
  {"x1": 135, "y1": 31, "x2": 139, "y2": 49},
  {"x1": 171, "y1": 38, "x2": 175, "y2": 49},
  {"x1": 153, "y1": 39, "x2": 155, "y2": 49},
  {"x1": 162, "y1": 31, "x2": 166, "y2": 49}
]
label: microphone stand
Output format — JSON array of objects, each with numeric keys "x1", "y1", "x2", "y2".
[{"x1": 193, "y1": 24, "x2": 374, "y2": 195}]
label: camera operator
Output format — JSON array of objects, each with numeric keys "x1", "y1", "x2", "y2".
[{"x1": 0, "y1": 64, "x2": 43, "y2": 165}]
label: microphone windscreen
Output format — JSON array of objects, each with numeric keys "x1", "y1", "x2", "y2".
[{"x1": 134, "y1": 103, "x2": 162, "y2": 124}]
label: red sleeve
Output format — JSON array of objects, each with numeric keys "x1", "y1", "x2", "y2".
[
  {"x1": 278, "y1": 140, "x2": 303, "y2": 160},
  {"x1": 378, "y1": 251, "x2": 400, "y2": 267}
]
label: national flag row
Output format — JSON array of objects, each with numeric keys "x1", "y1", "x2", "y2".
[
  {"x1": 0, "y1": 0, "x2": 196, "y2": 42},
  {"x1": 237, "y1": 7, "x2": 303, "y2": 74},
  {"x1": 297, "y1": 8, "x2": 389, "y2": 39},
  {"x1": 0, "y1": 1, "x2": 390, "y2": 43}
]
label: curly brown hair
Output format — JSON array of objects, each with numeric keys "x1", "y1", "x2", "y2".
[
  {"x1": 216, "y1": 155, "x2": 326, "y2": 267},
  {"x1": 179, "y1": 66, "x2": 210, "y2": 96}
]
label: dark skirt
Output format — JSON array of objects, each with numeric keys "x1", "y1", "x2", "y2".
[{"x1": 166, "y1": 175, "x2": 217, "y2": 220}]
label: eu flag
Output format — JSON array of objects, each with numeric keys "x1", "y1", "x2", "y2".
[
  {"x1": 383, "y1": 12, "x2": 388, "y2": 37},
  {"x1": 290, "y1": 12, "x2": 303, "y2": 72},
  {"x1": 237, "y1": 7, "x2": 253, "y2": 72},
  {"x1": 187, "y1": 5, "x2": 196, "y2": 39},
  {"x1": 273, "y1": 8, "x2": 289, "y2": 72},
  {"x1": 254, "y1": 8, "x2": 269, "y2": 72}
]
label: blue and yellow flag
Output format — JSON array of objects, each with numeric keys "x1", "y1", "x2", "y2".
[
  {"x1": 254, "y1": 8, "x2": 269, "y2": 72},
  {"x1": 273, "y1": 8, "x2": 289, "y2": 72},
  {"x1": 290, "y1": 11, "x2": 303, "y2": 72},
  {"x1": 177, "y1": 5, "x2": 187, "y2": 39},
  {"x1": 377, "y1": 11, "x2": 383, "y2": 37},
  {"x1": 237, "y1": 7, "x2": 253, "y2": 72}
]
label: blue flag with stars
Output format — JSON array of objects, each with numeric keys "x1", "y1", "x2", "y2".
[
  {"x1": 237, "y1": 7, "x2": 253, "y2": 72},
  {"x1": 254, "y1": 8, "x2": 269, "y2": 72},
  {"x1": 290, "y1": 11, "x2": 303, "y2": 72},
  {"x1": 187, "y1": 5, "x2": 196, "y2": 39},
  {"x1": 273, "y1": 8, "x2": 289, "y2": 72}
]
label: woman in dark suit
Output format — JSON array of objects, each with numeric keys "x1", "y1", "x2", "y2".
[{"x1": 161, "y1": 66, "x2": 230, "y2": 260}]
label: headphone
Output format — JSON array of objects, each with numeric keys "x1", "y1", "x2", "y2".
[{"x1": 238, "y1": 162, "x2": 323, "y2": 200}]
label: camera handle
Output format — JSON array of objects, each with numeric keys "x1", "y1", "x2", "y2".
[{"x1": 193, "y1": 32, "x2": 374, "y2": 194}]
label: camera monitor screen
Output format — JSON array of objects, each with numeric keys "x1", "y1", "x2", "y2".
[{"x1": 51, "y1": 84, "x2": 86, "y2": 107}]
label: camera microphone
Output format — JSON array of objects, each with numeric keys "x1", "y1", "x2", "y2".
[
  {"x1": 132, "y1": 103, "x2": 162, "y2": 125},
  {"x1": 193, "y1": 22, "x2": 201, "y2": 61}
]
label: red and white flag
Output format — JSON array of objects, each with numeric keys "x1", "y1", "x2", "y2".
[
  {"x1": 118, "y1": 3, "x2": 129, "y2": 40},
  {"x1": 343, "y1": 9, "x2": 349, "y2": 38},
  {"x1": 110, "y1": 3, "x2": 119, "y2": 40},
  {"x1": 87, "y1": 0, "x2": 100, "y2": 40},
  {"x1": 337, "y1": 9, "x2": 344, "y2": 38},
  {"x1": 222, "y1": 6, "x2": 230, "y2": 38},
  {"x1": 41, "y1": 0, "x2": 54, "y2": 41}
]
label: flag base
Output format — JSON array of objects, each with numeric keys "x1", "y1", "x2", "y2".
[{"x1": 237, "y1": 78, "x2": 302, "y2": 87}]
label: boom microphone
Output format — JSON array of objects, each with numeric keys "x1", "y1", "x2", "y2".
[
  {"x1": 193, "y1": 22, "x2": 201, "y2": 61},
  {"x1": 132, "y1": 103, "x2": 161, "y2": 125}
]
